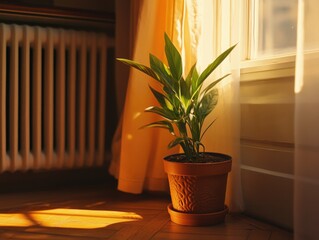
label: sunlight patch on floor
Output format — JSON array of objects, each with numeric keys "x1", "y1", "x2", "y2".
[
  {"x1": 0, "y1": 209, "x2": 143, "y2": 229},
  {"x1": 0, "y1": 214, "x2": 32, "y2": 227}
]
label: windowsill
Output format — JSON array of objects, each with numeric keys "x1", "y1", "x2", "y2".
[{"x1": 240, "y1": 55, "x2": 296, "y2": 82}]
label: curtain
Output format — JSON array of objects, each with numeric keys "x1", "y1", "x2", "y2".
[
  {"x1": 110, "y1": 0, "x2": 243, "y2": 212},
  {"x1": 294, "y1": 0, "x2": 319, "y2": 239}
]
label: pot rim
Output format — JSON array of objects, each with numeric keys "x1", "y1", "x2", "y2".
[
  {"x1": 164, "y1": 152, "x2": 232, "y2": 163},
  {"x1": 163, "y1": 152, "x2": 232, "y2": 176}
]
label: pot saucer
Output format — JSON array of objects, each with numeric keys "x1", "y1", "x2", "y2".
[{"x1": 167, "y1": 204, "x2": 229, "y2": 226}]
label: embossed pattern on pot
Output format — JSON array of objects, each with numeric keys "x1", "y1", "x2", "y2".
[
  {"x1": 168, "y1": 173, "x2": 228, "y2": 213},
  {"x1": 168, "y1": 175, "x2": 196, "y2": 212}
]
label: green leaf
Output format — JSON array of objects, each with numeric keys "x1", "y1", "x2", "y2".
[
  {"x1": 189, "y1": 117, "x2": 201, "y2": 142},
  {"x1": 191, "y1": 66, "x2": 199, "y2": 94},
  {"x1": 200, "y1": 119, "x2": 217, "y2": 140},
  {"x1": 185, "y1": 63, "x2": 197, "y2": 94},
  {"x1": 197, "y1": 44, "x2": 236, "y2": 87},
  {"x1": 145, "y1": 106, "x2": 176, "y2": 120},
  {"x1": 180, "y1": 79, "x2": 191, "y2": 110},
  {"x1": 140, "y1": 120, "x2": 175, "y2": 135},
  {"x1": 163, "y1": 86, "x2": 181, "y2": 111},
  {"x1": 201, "y1": 74, "x2": 230, "y2": 96},
  {"x1": 149, "y1": 54, "x2": 178, "y2": 94},
  {"x1": 164, "y1": 33, "x2": 182, "y2": 81},
  {"x1": 117, "y1": 58, "x2": 160, "y2": 82},
  {"x1": 197, "y1": 88, "x2": 219, "y2": 122},
  {"x1": 149, "y1": 86, "x2": 167, "y2": 106},
  {"x1": 168, "y1": 137, "x2": 185, "y2": 149},
  {"x1": 149, "y1": 86, "x2": 174, "y2": 111},
  {"x1": 149, "y1": 54, "x2": 170, "y2": 75}
]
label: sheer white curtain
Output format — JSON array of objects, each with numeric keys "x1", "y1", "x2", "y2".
[
  {"x1": 110, "y1": 0, "x2": 243, "y2": 212},
  {"x1": 294, "y1": 0, "x2": 319, "y2": 239}
]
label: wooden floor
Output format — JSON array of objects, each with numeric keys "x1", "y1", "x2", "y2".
[{"x1": 0, "y1": 181, "x2": 293, "y2": 240}]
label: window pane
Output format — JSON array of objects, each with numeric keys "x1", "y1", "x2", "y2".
[{"x1": 258, "y1": 0, "x2": 298, "y2": 57}]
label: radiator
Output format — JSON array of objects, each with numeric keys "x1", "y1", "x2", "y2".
[{"x1": 0, "y1": 23, "x2": 111, "y2": 172}]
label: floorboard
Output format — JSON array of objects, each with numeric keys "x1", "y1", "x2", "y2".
[{"x1": 0, "y1": 183, "x2": 293, "y2": 240}]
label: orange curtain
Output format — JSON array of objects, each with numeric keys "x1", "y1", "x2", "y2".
[{"x1": 110, "y1": 0, "x2": 176, "y2": 194}]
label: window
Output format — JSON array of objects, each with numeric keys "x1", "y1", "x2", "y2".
[
  {"x1": 241, "y1": 0, "x2": 298, "y2": 80},
  {"x1": 256, "y1": 0, "x2": 298, "y2": 57},
  {"x1": 245, "y1": 0, "x2": 298, "y2": 60}
]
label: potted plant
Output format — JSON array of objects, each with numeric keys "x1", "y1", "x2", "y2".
[{"x1": 117, "y1": 33, "x2": 236, "y2": 226}]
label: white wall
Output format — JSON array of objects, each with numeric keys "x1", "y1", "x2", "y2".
[{"x1": 240, "y1": 69, "x2": 294, "y2": 229}]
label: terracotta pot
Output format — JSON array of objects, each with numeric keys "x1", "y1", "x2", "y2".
[{"x1": 163, "y1": 152, "x2": 232, "y2": 226}]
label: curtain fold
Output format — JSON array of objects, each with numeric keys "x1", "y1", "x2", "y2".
[
  {"x1": 110, "y1": 0, "x2": 243, "y2": 212},
  {"x1": 294, "y1": 0, "x2": 319, "y2": 239}
]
